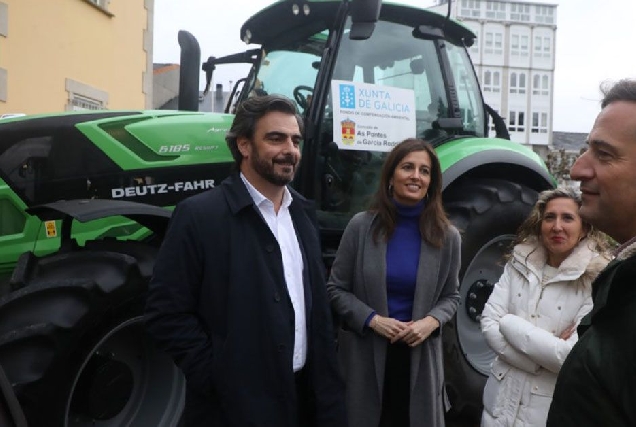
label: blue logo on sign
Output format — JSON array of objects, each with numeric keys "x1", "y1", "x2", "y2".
[{"x1": 339, "y1": 84, "x2": 355, "y2": 109}]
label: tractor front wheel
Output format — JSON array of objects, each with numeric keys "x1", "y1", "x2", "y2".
[
  {"x1": 0, "y1": 244, "x2": 185, "y2": 426},
  {"x1": 442, "y1": 178, "x2": 538, "y2": 423},
  {"x1": 64, "y1": 314, "x2": 184, "y2": 426}
]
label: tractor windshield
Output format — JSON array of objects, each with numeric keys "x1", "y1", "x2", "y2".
[
  {"x1": 331, "y1": 21, "x2": 450, "y2": 139},
  {"x1": 315, "y1": 16, "x2": 484, "y2": 230},
  {"x1": 328, "y1": 19, "x2": 485, "y2": 140}
]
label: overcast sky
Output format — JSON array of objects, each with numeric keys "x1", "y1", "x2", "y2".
[{"x1": 153, "y1": 0, "x2": 636, "y2": 133}]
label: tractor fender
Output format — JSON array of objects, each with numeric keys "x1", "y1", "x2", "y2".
[
  {"x1": 439, "y1": 145, "x2": 555, "y2": 192},
  {"x1": 27, "y1": 198, "x2": 173, "y2": 226},
  {"x1": 27, "y1": 199, "x2": 173, "y2": 240}
]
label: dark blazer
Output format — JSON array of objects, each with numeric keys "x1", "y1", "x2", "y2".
[
  {"x1": 144, "y1": 174, "x2": 347, "y2": 427},
  {"x1": 547, "y1": 246, "x2": 636, "y2": 427}
]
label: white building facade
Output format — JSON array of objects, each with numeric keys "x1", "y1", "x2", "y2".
[{"x1": 432, "y1": 0, "x2": 557, "y2": 155}]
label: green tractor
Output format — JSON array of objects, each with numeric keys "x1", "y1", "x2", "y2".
[{"x1": 0, "y1": 0, "x2": 554, "y2": 425}]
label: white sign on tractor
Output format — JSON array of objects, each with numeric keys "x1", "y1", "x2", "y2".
[{"x1": 331, "y1": 80, "x2": 416, "y2": 152}]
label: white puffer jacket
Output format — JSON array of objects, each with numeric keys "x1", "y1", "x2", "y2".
[{"x1": 480, "y1": 237, "x2": 609, "y2": 427}]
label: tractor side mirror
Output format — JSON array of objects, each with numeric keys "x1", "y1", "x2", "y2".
[
  {"x1": 410, "y1": 58, "x2": 425, "y2": 75},
  {"x1": 349, "y1": 0, "x2": 381, "y2": 40},
  {"x1": 412, "y1": 25, "x2": 444, "y2": 41}
]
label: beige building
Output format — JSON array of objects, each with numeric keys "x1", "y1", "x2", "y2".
[{"x1": 0, "y1": 0, "x2": 154, "y2": 115}]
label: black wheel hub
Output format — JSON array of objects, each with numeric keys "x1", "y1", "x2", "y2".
[
  {"x1": 71, "y1": 353, "x2": 134, "y2": 420},
  {"x1": 465, "y1": 279, "x2": 494, "y2": 323}
]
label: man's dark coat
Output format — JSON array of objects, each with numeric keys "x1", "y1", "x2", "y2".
[
  {"x1": 144, "y1": 174, "x2": 347, "y2": 427},
  {"x1": 547, "y1": 247, "x2": 636, "y2": 426}
]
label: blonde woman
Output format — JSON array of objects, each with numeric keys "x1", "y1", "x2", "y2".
[{"x1": 480, "y1": 187, "x2": 610, "y2": 426}]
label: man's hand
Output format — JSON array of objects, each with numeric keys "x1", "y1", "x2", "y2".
[
  {"x1": 369, "y1": 315, "x2": 411, "y2": 340},
  {"x1": 391, "y1": 316, "x2": 440, "y2": 347}
]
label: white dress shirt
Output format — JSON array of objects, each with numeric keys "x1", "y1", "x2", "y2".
[{"x1": 240, "y1": 173, "x2": 307, "y2": 371}]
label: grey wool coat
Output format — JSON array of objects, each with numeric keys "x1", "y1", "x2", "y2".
[{"x1": 327, "y1": 211, "x2": 461, "y2": 427}]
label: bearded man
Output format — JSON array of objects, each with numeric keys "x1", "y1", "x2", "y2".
[{"x1": 145, "y1": 95, "x2": 347, "y2": 427}]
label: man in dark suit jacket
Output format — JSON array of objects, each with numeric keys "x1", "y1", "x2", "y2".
[
  {"x1": 144, "y1": 94, "x2": 347, "y2": 427},
  {"x1": 547, "y1": 79, "x2": 636, "y2": 426}
]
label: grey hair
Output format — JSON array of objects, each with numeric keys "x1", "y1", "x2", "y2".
[{"x1": 601, "y1": 79, "x2": 636, "y2": 109}]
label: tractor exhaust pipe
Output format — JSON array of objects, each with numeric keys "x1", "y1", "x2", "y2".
[{"x1": 177, "y1": 30, "x2": 201, "y2": 112}]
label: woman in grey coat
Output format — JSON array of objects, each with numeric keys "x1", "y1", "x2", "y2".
[{"x1": 327, "y1": 138, "x2": 461, "y2": 427}]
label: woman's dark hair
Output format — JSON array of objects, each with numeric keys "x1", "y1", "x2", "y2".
[
  {"x1": 225, "y1": 94, "x2": 304, "y2": 167},
  {"x1": 370, "y1": 138, "x2": 451, "y2": 247}
]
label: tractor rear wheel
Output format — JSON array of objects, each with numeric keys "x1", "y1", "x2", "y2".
[
  {"x1": 0, "y1": 242, "x2": 185, "y2": 426},
  {"x1": 442, "y1": 178, "x2": 538, "y2": 424}
]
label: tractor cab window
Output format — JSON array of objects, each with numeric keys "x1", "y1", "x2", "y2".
[
  {"x1": 247, "y1": 30, "x2": 329, "y2": 115},
  {"x1": 315, "y1": 19, "x2": 450, "y2": 230}
]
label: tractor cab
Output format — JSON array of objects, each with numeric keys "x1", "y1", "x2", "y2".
[{"x1": 195, "y1": 0, "x2": 490, "y2": 232}]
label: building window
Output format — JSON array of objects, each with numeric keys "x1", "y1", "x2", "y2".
[
  {"x1": 509, "y1": 110, "x2": 525, "y2": 132},
  {"x1": 511, "y1": 34, "x2": 519, "y2": 56},
  {"x1": 0, "y1": 2, "x2": 8, "y2": 38},
  {"x1": 460, "y1": 0, "x2": 481, "y2": 18},
  {"x1": 535, "y1": 36, "x2": 552, "y2": 58},
  {"x1": 534, "y1": 36, "x2": 542, "y2": 57},
  {"x1": 88, "y1": 0, "x2": 108, "y2": 8},
  {"x1": 531, "y1": 112, "x2": 548, "y2": 133},
  {"x1": 510, "y1": 72, "x2": 526, "y2": 94},
  {"x1": 485, "y1": 32, "x2": 493, "y2": 54},
  {"x1": 520, "y1": 35, "x2": 529, "y2": 57},
  {"x1": 543, "y1": 36, "x2": 551, "y2": 57},
  {"x1": 532, "y1": 74, "x2": 549, "y2": 96},
  {"x1": 469, "y1": 42, "x2": 479, "y2": 56},
  {"x1": 70, "y1": 94, "x2": 104, "y2": 110},
  {"x1": 494, "y1": 33, "x2": 503, "y2": 54},
  {"x1": 535, "y1": 5, "x2": 554, "y2": 24},
  {"x1": 82, "y1": 0, "x2": 112, "y2": 15},
  {"x1": 485, "y1": 31, "x2": 503, "y2": 55},
  {"x1": 486, "y1": 1, "x2": 506, "y2": 19},
  {"x1": 510, "y1": 3, "x2": 530, "y2": 22},
  {"x1": 65, "y1": 78, "x2": 108, "y2": 111},
  {"x1": 483, "y1": 70, "x2": 501, "y2": 93},
  {"x1": 510, "y1": 34, "x2": 529, "y2": 57}
]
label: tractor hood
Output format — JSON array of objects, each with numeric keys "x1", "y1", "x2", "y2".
[{"x1": 76, "y1": 111, "x2": 235, "y2": 170}]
